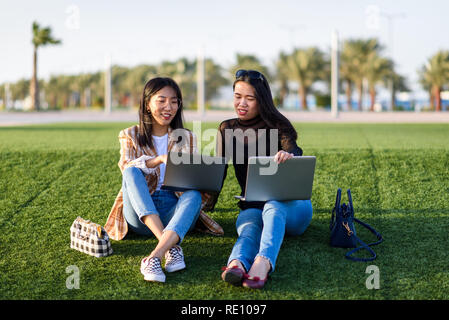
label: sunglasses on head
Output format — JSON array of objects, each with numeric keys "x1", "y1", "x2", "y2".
[{"x1": 235, "y1": 69, "x2": 264, "y2": 81}]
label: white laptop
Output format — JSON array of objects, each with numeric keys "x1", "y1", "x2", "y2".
[{"x1": 234, "y1": 156, "x2": 316, "y2": 202}]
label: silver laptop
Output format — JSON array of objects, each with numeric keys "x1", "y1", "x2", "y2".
[
  {"x1": 161, "y1": 152, "x2": 226, "y2": 192},
  {"x1": 234, "y1": 156, "x2": 316, "y2": 201}
]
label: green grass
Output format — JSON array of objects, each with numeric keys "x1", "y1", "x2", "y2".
[{"x1": 0, "y1": 122, "x2": 448, "y2": 299}]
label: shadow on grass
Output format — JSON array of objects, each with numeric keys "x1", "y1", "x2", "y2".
[{"x1": 110, "y1": 205, "x2": 449, "y2": 259}]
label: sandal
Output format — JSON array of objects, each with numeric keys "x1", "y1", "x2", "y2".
[
  {"x1": 221, "y1": 265, "x2": 247, "y2": 286},
  {"x1": 242, "y1": 275, "x2": 268, "y2": 289}
]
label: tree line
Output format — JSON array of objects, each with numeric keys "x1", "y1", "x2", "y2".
[{"x1": 1, "y1": 22, "x2": 449, "y2": 112}]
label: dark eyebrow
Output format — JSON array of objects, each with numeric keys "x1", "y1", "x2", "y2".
[
  {"x1": 234, "y1": 92, "x2": 256, "y2": 98},
  {"x1": 156, "y1": 95, "x2": 178, "y2": 99}
]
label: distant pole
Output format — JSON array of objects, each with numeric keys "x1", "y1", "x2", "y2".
[
  {"x1": 386, "y1": 15, "x2": 395, "y2": 112},
  {"x1": 197, "y1": 48, "x2": 205, "y2": 116},
  {"x1": 4, "y1": 83, "x2": 11, "y2": 110},
  {"x1": 331, "y1": 30, "x2": 339, "y2": 118},
  {"x1": 104, "y1": 53, "x2": 112, "y2": 114},
  {"x1": 382, "y1": 12, "x2": 406, "y2": 111}
]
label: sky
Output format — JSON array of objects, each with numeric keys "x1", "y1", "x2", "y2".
[{"x1": 1, "y1": 0, "x2": 448, "y2": 95}]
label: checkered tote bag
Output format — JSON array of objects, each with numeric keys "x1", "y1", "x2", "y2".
[{"x1": 70, "y1": 217, "x2": 113, "y2": 257}]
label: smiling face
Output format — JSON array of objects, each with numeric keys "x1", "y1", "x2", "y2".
[
  {"x1": 233, "y1": 81, "x2": 259, "y2": 121},
  {"x1": 147, "y1": 86, "x2": 179, "y2": 133}
]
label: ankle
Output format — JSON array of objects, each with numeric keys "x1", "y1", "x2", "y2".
[
  {"x1": 148, "y1": 251, "x2": 163, "y2": 260},
  {"x1": 228, "y1": 259, "x2": 245, "y2": 271},
  {"x1": 256, "y1": 256, "x2": 271, "y2": 269},
  {"x1": 248, "y1": 257, "x2": 271, "y2": 278}
]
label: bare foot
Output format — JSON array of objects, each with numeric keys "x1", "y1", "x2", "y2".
[{"x1": 248, "y1": 256, "x2": 271, "y2": 279}]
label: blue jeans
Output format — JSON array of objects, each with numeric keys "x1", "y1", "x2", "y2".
[
  {"x1": 121, "y1": 166, "x2": 201, "y2": 244},
  {"x1": 227, "y1": 200, "x2": 313, "y2": 273}
]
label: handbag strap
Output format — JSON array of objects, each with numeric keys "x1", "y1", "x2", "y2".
[
  {"x1": 329, "y1": 188, "x2": 342, "y2": 230},
  {"x1": 345, "y1": 218, "x2": 384, "y2": 262}
]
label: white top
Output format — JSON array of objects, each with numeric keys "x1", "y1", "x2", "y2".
[
  {"x1": 152, "y1": 133, "x2": 168, "y2": 190},
  {"x1": 128, "y1": 133, "x2": 168, "y2": 190}
]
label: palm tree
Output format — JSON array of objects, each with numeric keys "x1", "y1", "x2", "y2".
[
  {"x1": 203, "y1": 58, "x2": 229, "y2": 103},
  {"x1": 287, "y1": 47, "x2": 328, "y2": 110},
  {"x1": 275, "y1": 51, "x2": 290, "y2": 108},
  {"x1": 229, "y1": 54, "x2": 271, "y2": 81},
  {"x1": 340, "y1": 41, "x2": 360, "y2": 110},
  {"x1": 390, "y1": 72, "x2": 410, "y2": 110},
  {"x1": 125, "y1": 64, "x2": 157, "y2": 108},
  {"x1": 365, "y1": 53, "x2": 393, "y2": 111},
  {"x1": 343, "y1": 39, "x2": 382, "y2": 111},
  {"x1": 30, "y1": 21, "x2": 61, "y2": 111},
  {"x1": 418, "y1": 50, "x2": 449, "y2": 111}
]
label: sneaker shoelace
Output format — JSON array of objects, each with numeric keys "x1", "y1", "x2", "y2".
[
  {"x1": 144, "y1": 257, "x2": 163, "y2": 274},
  {"x1": 166, "y1": 246, "x2": 183, "y2": 264}
]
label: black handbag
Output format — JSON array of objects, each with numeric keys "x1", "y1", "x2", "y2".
[{"x1": 329, "y1": 188, "x2": 383, "y2": 261}]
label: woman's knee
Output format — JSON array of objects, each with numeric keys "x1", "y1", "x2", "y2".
[
  {"x1": 122, "y1": 166, "x2": 142, "y2": 181},
  {"x1": 180, "y1": 190, "x2": 202, "y2": 206},
  {"x1": 235, "y1": 209, "x2": 262, "y2": 233},
  {"x1": 285, "y1": 200, "x2": 313, "y2": 236},
  {"x1": 263, "y1": 200, "x2": 288, "y2": 221}
]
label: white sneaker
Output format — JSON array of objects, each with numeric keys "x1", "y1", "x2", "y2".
[
  {"x1": 140, "y1": 256, "x2": 166, "y2": 282},
  {"x1": 164, "y1": 245, "x2": 186, "y2": 273}
]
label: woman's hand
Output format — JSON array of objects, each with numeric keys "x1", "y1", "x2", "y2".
[
  {"x1": 145, "y1": 154, "x2": 168, "y2": 168},
  {"x1": 274, "y1": 150, "x2": 294, "y2": 164},
  {"x1": 158, "y1": 154, "x2": 168, "y2": 165}
]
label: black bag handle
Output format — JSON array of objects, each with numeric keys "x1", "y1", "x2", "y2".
[
  {"x1": 345, "y1": 220, "x2": 383, "y2": 261},
  {"x1": 330, "y1": 188, "x2": 342, "y2": 230},
  {"x1": 345, "y1": 189, "x2": 383, "y2": 261}
]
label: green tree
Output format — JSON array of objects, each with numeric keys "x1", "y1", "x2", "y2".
[
  {"x1": 418, "y1": 50, "x2": 449, "y2": 111},
  {"x1": 30, "y1": 21, "x2": 61, "y2": 111},
  {"x1": 287, "y1": 47, "x2": 328, "y2": 110},
  {"x1": 203, "y1": 58, "x2": 229, "y2": 103},
  {"x1": 343, "y1": 39, "x2": 382, "y2": 111},
  {"x1": 275, "y1": 51, "x2": 290, "y2": 108},
  {"x1": 340, "y1": 41, "x2": 361, "y2": 110},
  {"x1": 158, "y1": 58, "x2": 196, "y2": 107},
  {"x1": 124, "y1": 64, "x2": 157, "y2": 108},
  {"x1": 229, "y1": 53, "x2": 271, "y2": 81},
  {"x1": 365, "y1": 53, "x2": 393, "y2": 111},
  {"x1": 11, "y1": 79, "x2": 31, "y2": 101}
]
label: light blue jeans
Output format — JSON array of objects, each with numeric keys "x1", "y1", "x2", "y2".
[
  {"x1": 227, "y1": 200, "x2": 313, "y2": 273},
  {"x1": 121, "y1": 166, "x2": 202, "y2": 244}
]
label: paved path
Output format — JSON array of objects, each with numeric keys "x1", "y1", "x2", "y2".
[{"x1": 1, "y1": 110, "x2": 448, "y2": 126}]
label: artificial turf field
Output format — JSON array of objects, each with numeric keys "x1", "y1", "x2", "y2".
[{"x1": 0, "y1": 122, "x2": 448, "y2": 300}]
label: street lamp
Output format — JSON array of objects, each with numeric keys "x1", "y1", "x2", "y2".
[
  {"x1": 381, "y1": 11, "x2": 406, "y2": 111},
  {"x1": 331, "y1": 30, "x2": 340, "y2": 118}
]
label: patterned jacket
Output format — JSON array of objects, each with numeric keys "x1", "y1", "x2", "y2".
[{"x1": 104, "y1": 125, "x2": 221, "y2": 240}]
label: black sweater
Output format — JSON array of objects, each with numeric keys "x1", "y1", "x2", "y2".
[{"x1": 212, "y1": 115, "x2": 303, "y2": 210}]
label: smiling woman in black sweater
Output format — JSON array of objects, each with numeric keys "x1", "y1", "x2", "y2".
[{"x1": 213, "y1": 70, "x2": 313, "y2": 289}]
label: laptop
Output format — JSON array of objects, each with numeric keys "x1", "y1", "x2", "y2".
[
  {"x1": 234, "y1": 156, "x2": 316, "y2": 202},
  {"x1": 161, "y1": 152, "x2": 226, "y2": 192}
]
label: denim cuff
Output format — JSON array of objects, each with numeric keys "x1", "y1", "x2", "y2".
[
  {"x1": 163, "y1": 227, "x2": 183, "y2": 245},
  {"x1": 138, "y1": 211, "x2": 160, "y2": 225}
]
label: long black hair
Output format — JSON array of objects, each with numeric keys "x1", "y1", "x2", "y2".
[
  {"x1": 233, "y1": 71, "x2": 298, "y2": 141},
  {"x1": 137, "y1": 77, "x2": 184, "y2": 149}
]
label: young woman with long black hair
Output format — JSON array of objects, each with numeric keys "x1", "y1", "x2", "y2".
[
  {"x1": 105, "y1": 77, "x2": 213, "y2": 283},
  {"x1": 216, "y1": 70, "x2": 313, "y2": 289}
]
